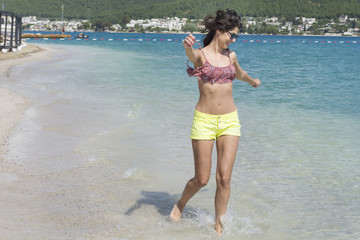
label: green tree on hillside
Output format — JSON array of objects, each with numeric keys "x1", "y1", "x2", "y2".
[
  {"x1": 92, "y1": 19, "x2": 111, "y2": 31},
  {"x1": 80, "y1": 22, "x2": 91, "y2": 30},
  {"x1": 4, "y1": 0, "x2": 360, "y2": 24},
  {"x1": 182, "y1": 23, "x2": 198, "y2": 33},
  {"x1": 119, "y1": 15, "x2": 131, "y2": 25}
]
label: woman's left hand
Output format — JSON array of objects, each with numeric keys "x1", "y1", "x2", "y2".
[{"x1": 251, "y1": 79, "x2": 261, "y2": 88}]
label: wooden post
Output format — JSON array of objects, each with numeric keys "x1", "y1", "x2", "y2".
[
  {"x1": 10, "y1": 14, "x2": 14, "y2": 49},
  {"x1": 14, "y1": 15, "x2": 18, "y2": 46},
  {"x1": 0, "y1": 12, "x2": 2, "y2": 49},
  {"x1": 18, "y1": 16, "x2": 22, "y2": 45},
  {"x1": 4, "y1": 13, "x2": 7, "y2": 48}
]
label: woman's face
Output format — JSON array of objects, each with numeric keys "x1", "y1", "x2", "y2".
[{"x1": 217, "y1": 27, "x2": 239, "y2": 49}]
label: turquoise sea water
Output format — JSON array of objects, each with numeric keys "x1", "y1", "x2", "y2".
[{"x1": 1, "y1": 32, "x2": 360, "y2": 239}]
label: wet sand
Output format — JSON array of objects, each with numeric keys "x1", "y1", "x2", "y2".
[
  {"x1": 0, "y1": 43, "x2": 134, "y2": 239},
  {"x1": 0, "y1": 44, "x2": 55, "y2": 159},
  {"x1": 0, "y1": 43, "x2": 65, "y2": 239}
]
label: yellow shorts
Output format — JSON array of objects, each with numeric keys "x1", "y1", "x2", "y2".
[{"x1": 191, "y1": 110, "x2": 241, "y2": 140}]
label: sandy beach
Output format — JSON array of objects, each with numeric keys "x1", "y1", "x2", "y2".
[
  {"x1": 0, "y1": 43, "x2": 136, "y2": 239},
  {"x1": 0, "y1": 43, "x2": 64, "y2": 239},
  {"x1": 0, "y1": 44, "x2": 54, "y2": 160}
]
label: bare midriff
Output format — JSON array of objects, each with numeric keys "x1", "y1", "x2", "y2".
[{"x1": 195, "y1": 79, "x2": 237, "y2": 115}]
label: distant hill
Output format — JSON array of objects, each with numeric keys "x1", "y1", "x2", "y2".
[{"x1": 3, "y1": 0, "x2": 360, "y2": 23}]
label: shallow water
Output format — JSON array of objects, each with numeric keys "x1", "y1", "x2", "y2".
[{"x1": 1, "y1": 33, "x2": 359, "y2": 239}]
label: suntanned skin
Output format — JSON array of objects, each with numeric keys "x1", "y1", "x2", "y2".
[{"x1": 170, "y1": 28, "x2": 261, "y2": 236}]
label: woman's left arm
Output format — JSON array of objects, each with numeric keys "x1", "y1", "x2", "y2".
[{"x1": 231, "y1": 51, "x2": 261, "y2": 88}]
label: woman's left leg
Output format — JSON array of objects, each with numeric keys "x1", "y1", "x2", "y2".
[{"x1": 214, "y1": 135, "x2": 239, "y2": 235}]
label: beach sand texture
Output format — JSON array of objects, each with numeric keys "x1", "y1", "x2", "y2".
[
  {"x1": 0, "y1": 44, "x2": 138, "y2": 239},
  {"x1": 0, "y1": 44, "x2": 54, "y2": 159},
  {"x1": 0, "y1": 44, "x2": 72, "y2": 239},
  {"x1": 0, "y1": 88, "x2": 28, "y2": 158}
]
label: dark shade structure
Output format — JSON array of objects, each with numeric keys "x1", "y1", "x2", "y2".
[{"x1": 1, "y1": 11, "x2": 22, "y2": 50}]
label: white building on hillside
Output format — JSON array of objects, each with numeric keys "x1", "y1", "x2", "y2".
[
  {"x1": 22, "y1": 16, "x2": 37, "y2": 24},
  {"x1": 126, "y1": 17, "x2": 186, "y2": 31},
  {"x1": 302, "y1": 17, "x2": 316, "y2": 25},
  {"x1": 339, "y1": 15, "x2": 348, "y2": 23}
]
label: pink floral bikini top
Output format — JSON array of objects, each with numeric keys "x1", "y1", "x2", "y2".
[{"x1": 186, "y1": 42, "x2": 236, "y2": 84}]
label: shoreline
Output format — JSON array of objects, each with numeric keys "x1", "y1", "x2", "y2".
[
  {"x1": 23, "y1": 30, "x2": 360, "y2": 37},
  {"x1": 0, "y1": 43, "x2": 56, "y2": 162}
]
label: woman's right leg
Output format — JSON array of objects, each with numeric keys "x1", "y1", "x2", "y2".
[{"x1": 169, "y1": 139, "x2": 214, "y2": 222}]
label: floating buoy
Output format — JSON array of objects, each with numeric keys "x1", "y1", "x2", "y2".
[{"x1": 23, "y1": 37, "x2": 360, "y2": 45}]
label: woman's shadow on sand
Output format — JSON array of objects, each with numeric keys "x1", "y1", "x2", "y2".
[
  {"x1": 125, "y1": 191, "x2": 178, "y2": 216},
  {"x1": 125, "y1": 190, "x2": 199, "y2": 217}
]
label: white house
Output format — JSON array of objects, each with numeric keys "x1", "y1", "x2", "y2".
[
  {"x1": 170, "y1": 22, "x2": 184, "y2": 31},
  {"x1": 22, "y1": 16, "x2": 37, "y2": 24},
  {"x1": 111, "y1": 24, "x2": 122, "y2": 31},
  {"x1": 302, "y1": 18, "x2": 316, "y2": 25},
  {"x1": 339, "y1": 15, "x2": 348, "y2": 23}
]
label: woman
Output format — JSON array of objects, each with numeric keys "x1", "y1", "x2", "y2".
[{"x1": 170, "y1": 9, "x2": 261, "y2": 235}]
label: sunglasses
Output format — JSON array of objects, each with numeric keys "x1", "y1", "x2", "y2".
[{"x1": 227, "y1": 31, "x2": 239, "y2": 40}]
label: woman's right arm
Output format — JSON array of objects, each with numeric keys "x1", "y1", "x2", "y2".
[{"x1": 183, "y1": 34, "x2": 201, "y2": 64}]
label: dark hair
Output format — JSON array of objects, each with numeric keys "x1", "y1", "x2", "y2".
[{"x1": 201, "y1": 9, "x2": 242, "y2": 47}]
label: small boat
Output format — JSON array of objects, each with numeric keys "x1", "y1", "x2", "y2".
[{"x1": 75, "y1": 33, "x2": 89, "y2": 38}]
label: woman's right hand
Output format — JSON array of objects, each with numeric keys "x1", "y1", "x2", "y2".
[
  {"x1": 251, "y1": 78, "x2": 262, "y2": 88},
  {"x1": 183, "y1": 34, "x2": 196, "y2": 48}
]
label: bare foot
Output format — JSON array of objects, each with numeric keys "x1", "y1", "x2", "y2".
[
  {"x1": 169, "y1": 204, "x2": 181, "y2": 222},
  {"x1": 214, "y1": 221, "x2": 223, "y2": 236}
]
